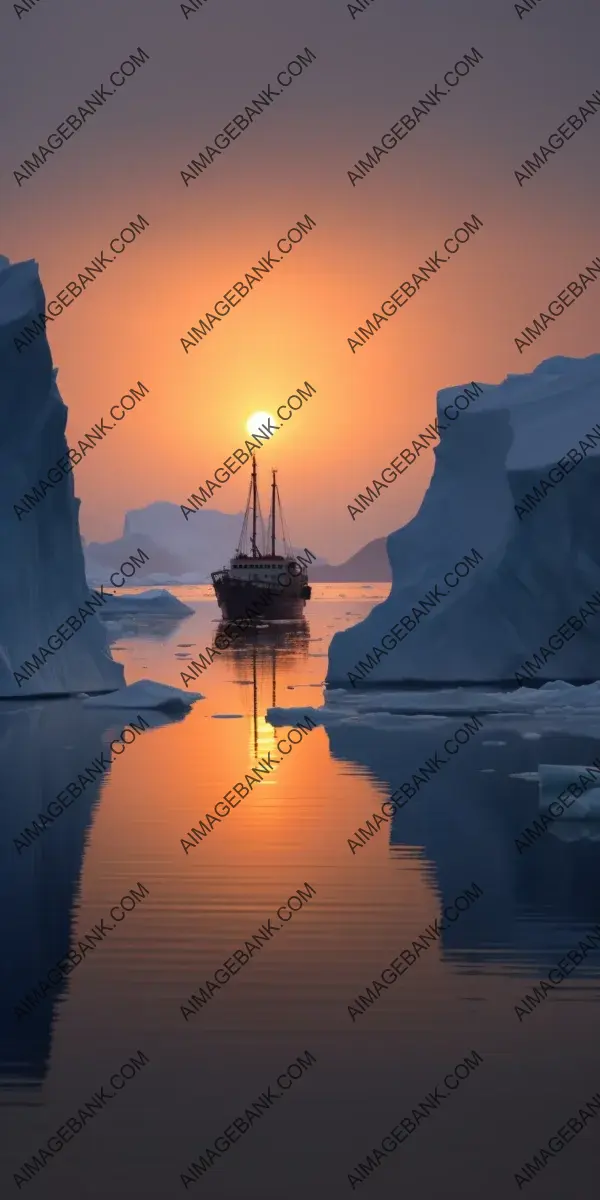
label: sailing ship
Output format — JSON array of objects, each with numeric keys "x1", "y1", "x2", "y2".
[{"x1": 211, "y1": 458, "x2": 311, "y2": 621}]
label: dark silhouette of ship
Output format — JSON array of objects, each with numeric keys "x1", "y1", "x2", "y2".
[{"x1": 211, "y1": 459, "x2": 311, "y2": 621}]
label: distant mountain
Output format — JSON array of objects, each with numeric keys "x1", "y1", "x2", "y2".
[
  {"x1": 85, "y1": 501, "x2": 329, "y2": 584},
  {"x1": 310, "y1": 538, "x2": 391, "y2": 581},
  {"x1": 85, "y1": 501, "x2": 388, "y2": 585},
  {"x1": 85, "y1": 502, "x2": 245, "y2": 584}
]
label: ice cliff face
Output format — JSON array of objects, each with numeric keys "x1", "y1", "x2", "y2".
[
  {"x1": 327, "y1": 354, "x2": 600, "y2": 686},
  {"x1": 0, "y1": 256, "x2": 124, "y2": 696}
]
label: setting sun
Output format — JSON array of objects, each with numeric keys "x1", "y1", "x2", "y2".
[{"x1": 245, "y1": 410, "x2": 276, "y2": 437}]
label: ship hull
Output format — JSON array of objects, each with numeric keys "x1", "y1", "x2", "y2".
[{"x1": 212, "y1": 575, "x2": 310, "y2": 622}]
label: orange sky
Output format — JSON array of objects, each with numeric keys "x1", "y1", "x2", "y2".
[{"x1": 3, "y1": 0, "x2": 600, "y2": 560}]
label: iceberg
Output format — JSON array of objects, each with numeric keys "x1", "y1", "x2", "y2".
[
  {"x1": 100, "y1": 588, "x2": 195, "y2": 617},
  {"x1": 548, "y1": 822, "x2": 600, "y2": 842},
  {"x1": 538, "y1": 763, "x2": 600, "y2": 819},
  {"x1": 267, "y1": 681, "x2": 600, "y2": 734},
  {"x1": 327, "y1": 354, "x2": 600, "y2": 686},
  {"x1": 0, "y1": 256, "x2": 124, "y2": 698},
  {"x1": 82, "y1": 681, "x2": 204, "y2": 712}
]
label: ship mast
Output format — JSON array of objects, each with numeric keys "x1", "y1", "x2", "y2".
[
  {"x1": 270, "y1": 469, "x2": 277, "y2": 557},
  {"x1": 251, "y1": 457, "x2": 258, "y2": 558}
]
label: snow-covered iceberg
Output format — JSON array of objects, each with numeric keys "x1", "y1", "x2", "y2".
[
  {"x1": 328, "y1": 354, "x2": 600, "y2": 686},
  {"x1": 100, "y1": 589, "x2": 194, "y2": 617},
  {"x1": 0, "y1": 256, "x2": 124, "y2": 698}
]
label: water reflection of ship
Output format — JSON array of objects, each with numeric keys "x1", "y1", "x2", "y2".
[
  {"x1": 217, "y1": 618, "x2": 310, "y2": 758},
  {"x1": 212, "y1": 459, "x2": 311, "y2": 621}
]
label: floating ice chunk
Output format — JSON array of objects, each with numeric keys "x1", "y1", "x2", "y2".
[
  {"x1": 83, "y1": 680, "x2": 204, "y2": 712},
  {"x1": 548, "y1": 821, "x2": 600, "y2": 842},
  {"x1": 267, "y1": 706, "x2": 324, "y2": 728},
  {"x1": 268, "y1": 680, "x2": 600, "y2": 731},
  {"x1": 100, "y1": 589, "x2": 194, "y2": 617},
  {"x1": 539, "y1": 763, "x2": 600, "y2": 818}
]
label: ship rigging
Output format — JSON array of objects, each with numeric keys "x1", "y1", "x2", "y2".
[{"x1": 211, "y1": 459, "x2": 311, "y2": 622}]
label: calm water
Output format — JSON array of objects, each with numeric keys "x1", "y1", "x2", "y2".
[{"x1": 1, "y1": 584, "x2": 599, "y2": 1199}]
